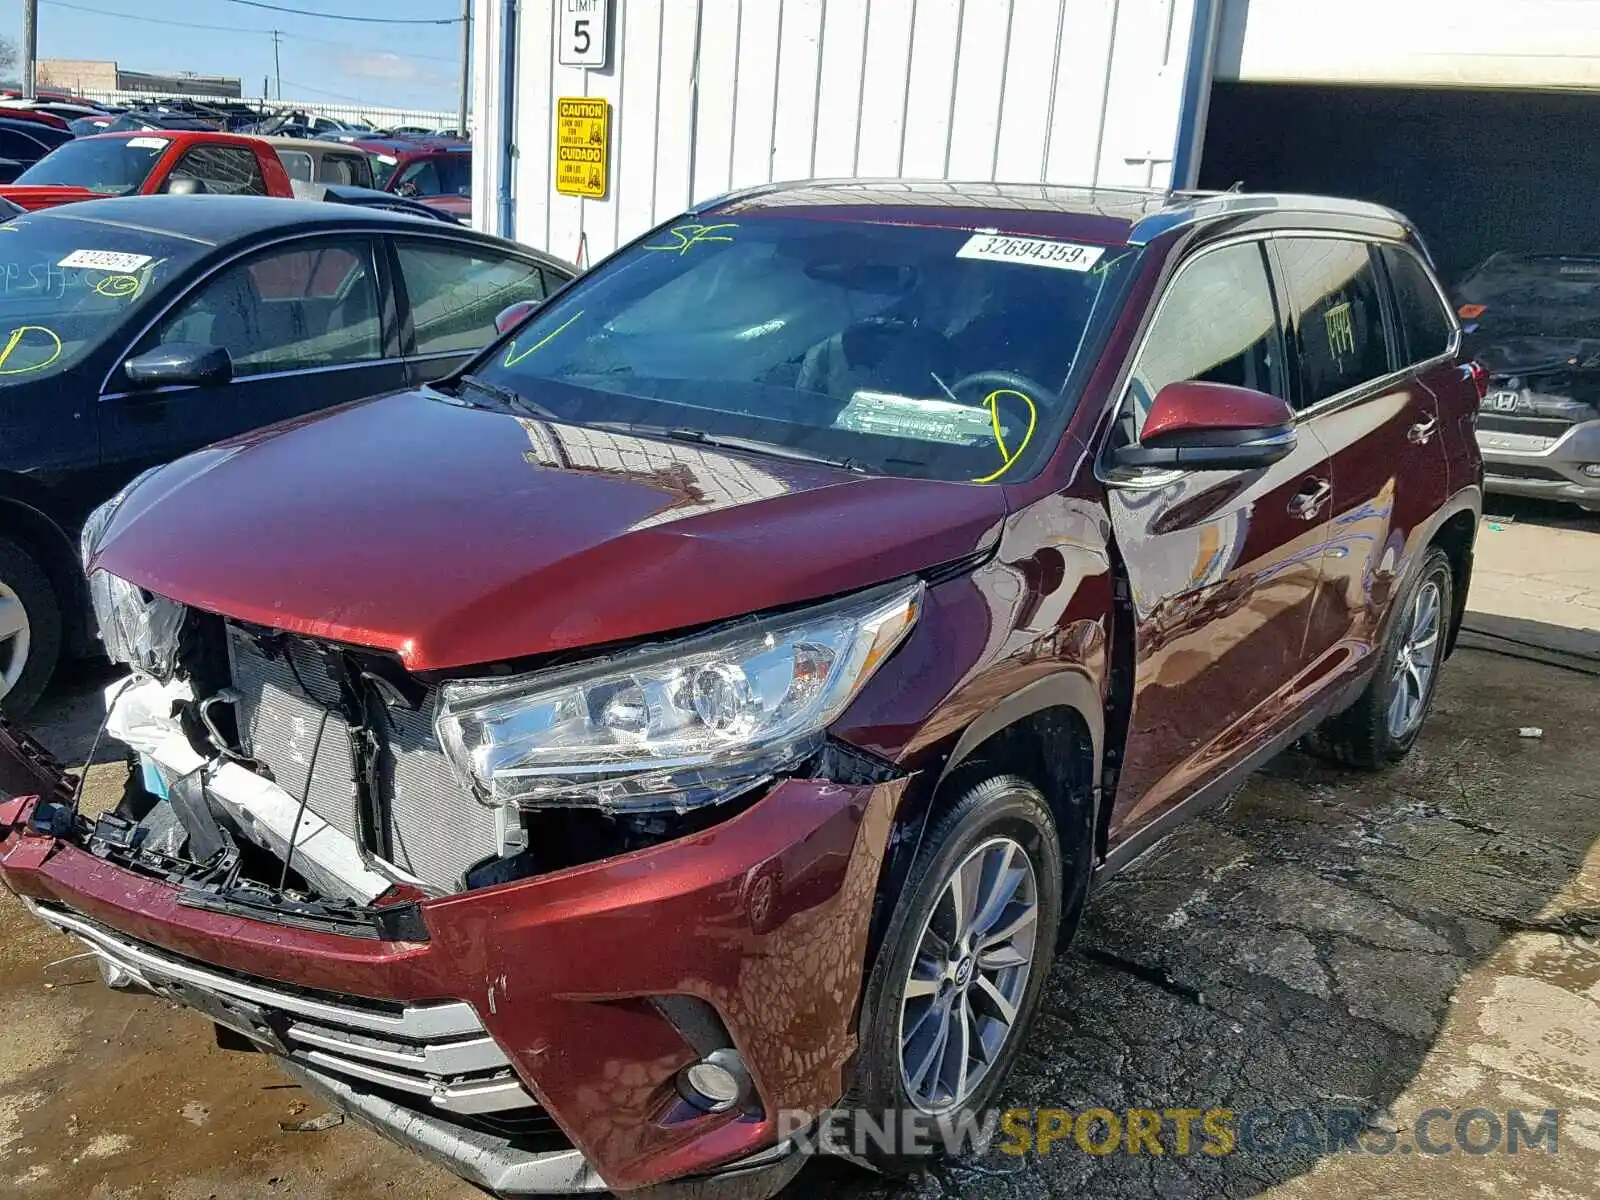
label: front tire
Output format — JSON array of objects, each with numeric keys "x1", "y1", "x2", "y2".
[
  {"x1": 0, "y1": 537, "x2": 60, "y2": 719},
  {"x1": 844, "y1": 774, "x2": 1065, "y2": 1172},
  {"x1": 1305, "y1": 546, "x2": 1453, "y2": 769}
]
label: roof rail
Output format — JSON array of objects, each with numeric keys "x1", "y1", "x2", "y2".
[{"x1": 1129, "y1": 192, "x2": 1411, "y2": 246}]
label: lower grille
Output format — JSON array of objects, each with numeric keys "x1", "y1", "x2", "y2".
[
  {"x1": 29, "y1": 900, "x2": 540, "y2": 1116},
  {"x1": 1486, "y1": 461, "x2": 1568, "y2": 482},
  {"x1": 228, "y1": 627, "x2": 512, "y2": 892},
  {"x1": 1477, "y1": 413, "x2": 1576, "y2": 437}
]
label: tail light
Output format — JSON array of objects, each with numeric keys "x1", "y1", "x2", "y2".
[{"x1": 1467, "y1": 360, "x2": 1489, "y2": 401}]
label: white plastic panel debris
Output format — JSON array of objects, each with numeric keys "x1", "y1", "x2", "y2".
[{"x1": 473, "y1": 0, "x2": 1206, "y2": 257}]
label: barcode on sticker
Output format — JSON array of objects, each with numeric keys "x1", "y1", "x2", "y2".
[
  {"x1": 126, "y1": 137, "x2": 169, "y2": 150},
  {"x1": 58, "y1": 250, "x2": 154, "y2": 272},
  {"x1": 956, "y1": 234, "x2": 1105, "y2": 272}
]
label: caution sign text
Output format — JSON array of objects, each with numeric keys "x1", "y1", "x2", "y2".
[{"x1": 555, "y1": 97, "x2": 610, "y2": 199}]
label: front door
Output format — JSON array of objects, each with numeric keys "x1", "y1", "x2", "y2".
[
  {"x1": 1272, "y1": 236, "x2": 1452, "y2": 693},
  {"x1": 100, "y1": 235, "x2": 407, "y2": 483},
  {"x1": 1102, "y1": 239, "x2": 1335, "y2": 843}
]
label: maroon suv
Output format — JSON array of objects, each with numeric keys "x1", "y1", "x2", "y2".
[{"x1": 0, "y1": 183, "x2": 1483, "y2": 1196}]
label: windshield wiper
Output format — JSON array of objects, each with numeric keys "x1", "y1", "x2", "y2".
[
  {"x1": 456, "y1": 374, "x2": 563, "y2": 421},
  {"x1": 586, "y1": 421, "x2": 884, "y2": 474}
]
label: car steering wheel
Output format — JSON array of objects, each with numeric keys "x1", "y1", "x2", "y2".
[{"x1": 947, "y1": 370, "x2": 1054, "y2": 482}]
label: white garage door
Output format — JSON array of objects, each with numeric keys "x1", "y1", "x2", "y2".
[{"x1": 1218, "y1": 0, "x2": 1600, "y2": 89}]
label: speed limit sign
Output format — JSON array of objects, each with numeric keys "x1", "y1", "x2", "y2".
[{"x1": 558, "y1": 0, "x2": 610, "y2": 68}]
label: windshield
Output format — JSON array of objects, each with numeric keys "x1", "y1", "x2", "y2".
[
  {"x1": 15, "y1": 136, "x2": 168, "y2": 194},
  {"x1": 470, "y1": 216, "x2": 1134, "y2": 482},
  {"x1": 0, "y1": 213, "x2": 204, "y2": 385},
  {"x1": 371, "y1": 153, "x2": 398, "y2": 188}
]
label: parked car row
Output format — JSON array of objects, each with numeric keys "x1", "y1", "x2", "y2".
[{"x1": 0, "y1": 182, "x2": 1484, "y2": 1198}]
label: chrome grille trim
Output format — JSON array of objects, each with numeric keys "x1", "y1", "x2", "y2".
[
  {"x1": 287, "y1": 1022, "x2": 513, "y2": 1075},
  {"x1": 295, "y1": 1050, "x2": 533, "y2": 1114}
]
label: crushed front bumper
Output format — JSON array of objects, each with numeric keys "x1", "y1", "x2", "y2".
[
  {"x1": 1477, "y1": 419, "x2": 1600, "y2": 508},
  {"x1": 0, "y1": 726, "x2": 904, "y2": 1195}
]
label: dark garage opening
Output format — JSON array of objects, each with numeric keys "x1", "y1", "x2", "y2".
[{"x1": 1199, "y1": 82, "x2": 1600, "y2": 285}]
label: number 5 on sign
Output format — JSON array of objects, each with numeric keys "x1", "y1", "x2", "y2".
[{"x1": 558, "y1": 0, "x2": 610, "y2": 67}]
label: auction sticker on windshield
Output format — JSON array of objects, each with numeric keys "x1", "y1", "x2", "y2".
[
  {"x1": 58, "y1": 250, "x2": 154, "y2": 272},
  {"x1": 957, "y1": 233, "x2": 1104, "y2": 272},
  {"x1": 126, "y1": 137, "x2": 169, "y2": 150}
]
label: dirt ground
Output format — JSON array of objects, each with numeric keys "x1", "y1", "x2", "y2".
[{"x1": 3, "y1": 508, "x2": 1598, "y2": 1200}]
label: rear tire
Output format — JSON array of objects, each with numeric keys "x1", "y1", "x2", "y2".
[
  {"x1": 842, "y1": 774, "x2": 1066, "y2": 1174},
  {"x1": 1304, "y1": 546, "x2": 1453, "y2": 769},
  {"x1": 0, "y1": 536, "x2": 61, "y2": 719}
]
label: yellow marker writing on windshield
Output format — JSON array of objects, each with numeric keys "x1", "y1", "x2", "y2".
[
  {"x1": 0, "y1": 324, "x2": 62, "y2": 376},
  {"x1": 642, "y1": 223, "x2": 738, "y2": 255},
  {"x1": 503, "y1": 309, "x2": 585, "y2": 368},
  {"x1": 94, "y1": 274, "x2": 140, "y2": 298},
  {"x1": 972, "y1": 388, "x2": 1036, "y2": 484}
]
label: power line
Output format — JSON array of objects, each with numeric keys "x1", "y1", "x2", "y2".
[
  {"x1": 39, "y1": 0, "x2": 459, "y2": 64},
  {"x1": 213, "y1": 0, "x2": 458, "y2": 25}
]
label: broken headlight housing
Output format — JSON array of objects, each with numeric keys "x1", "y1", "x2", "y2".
[
  {"x1": 435, "y1": 580, "x2": 921, "y2": 813},
  {"x1": 80, "y1": 467, "x2": 185, "y2": 678}
]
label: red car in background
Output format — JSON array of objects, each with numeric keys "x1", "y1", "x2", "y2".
[
  {"x1": 0, "y1": 131, "x2": 294, "y2": 212},
  {"x1": 355, "y1": 135, "x2": 470, "y2": 217}
]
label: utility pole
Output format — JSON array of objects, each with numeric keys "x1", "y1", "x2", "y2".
[
  {"x1": 271, "y1": 30, "x2": 282, "y2": 102},
  {"x1": 21, "y1": 0, "x2": 38, "y2": 99},
  {"x1": 457, "y1": 0, "x2": 470, "y2": 136}
]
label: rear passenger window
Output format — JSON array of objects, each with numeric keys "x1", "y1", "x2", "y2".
[
  {"x1": 1275, "y1": 238, "x2": 1391, "y2": 408},
  {"x1": 170, "y1": 145, "x2": 268, "y2": 196},
  {"x1": 1380, "y1": 246, "x2": 1454, "y2": 363},
  {"x1": 1124, "y1": 241, "x2": 1285, "y2": 435}
]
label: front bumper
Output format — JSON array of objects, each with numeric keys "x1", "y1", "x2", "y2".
[
  {"x1": 1476, "y1": 419, "x2": 1600, "y2": 507},
  {"x1": 0, "y1": 732, "x2": 903, "y2": 1194}
]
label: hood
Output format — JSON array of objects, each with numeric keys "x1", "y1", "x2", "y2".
[
  {"x1": 95, "y1": 389, "x2": 1007, "y2": 671},
  {"x1": 0, "y1": 185, "x2": 101, "y2": 211},
  {"x1": 1470, "y1": 335, "x2": 1600, "y2": 377}
]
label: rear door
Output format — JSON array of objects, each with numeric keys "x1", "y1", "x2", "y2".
[
  {"x1": 390, "y1": 237, "x2": 564, "y2": 383},
  {"x1": 99, "y1": 234, "x2": 406, "y2": 478},
  {"x1": 1102, "y1": 238, "x2": 1335, "y2": 843},
  {"x1": 1272, "y1": 236, "x2": 1450, "y2": 694}
]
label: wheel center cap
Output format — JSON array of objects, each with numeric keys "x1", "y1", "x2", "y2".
[{"x1": 954, "y1": 955, "x2": 975, "y2": 988}]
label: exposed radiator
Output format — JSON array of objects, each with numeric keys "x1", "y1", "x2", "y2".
[{"x1": 227, "y1": 626, "x2": 513, "y2": 893}]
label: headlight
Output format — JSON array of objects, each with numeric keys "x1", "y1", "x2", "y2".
[
  {"x1": 80, "y1": 466, "x2": 183, "y2": 677},
  {"x1": 88, "y1": 571, "x2": 185, "y2": 678},
  {"x1": 436, "y1": 581, "x2": 922, "y2": 813}
]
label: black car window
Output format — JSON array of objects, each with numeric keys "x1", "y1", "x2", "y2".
[
  {"x1": 0, "y1": 129, "x2": 46, "y2": 161},
  {"x1": 1275, "y1": 237, "x2": 1392, "y2": 408},
  {"x1": 398, "y1": 242, "x2": 548, "y2": 355},
  {"x1": 1380, "y1": 246, "x2": 1454, "y2": 364},
  {"x1": 170, "y1": 145, "x2": 267, "y2": 196},
  {"x1": 1124, "y1": 241, "x2": 1285, "y2": 436},
  {"x1": 153, "y1": 239, "x2": 382, "y2": 377}
]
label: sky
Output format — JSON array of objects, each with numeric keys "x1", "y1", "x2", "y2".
[{"x1": 3, "y1": 0, "x2": 466, "y2": 113}]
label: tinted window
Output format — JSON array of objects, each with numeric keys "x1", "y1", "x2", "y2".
[
  {"x1": 398, "y1": 243, "x2": 546, "y2": 355},
  {"x1": 0, "y1": 129, "x2": 46, "y2": 161},
  {"x1": 395, "y1": 154, "x2": 469, "y2": 197},
  {"x1": 155, "y1": 240, "x2": 382, "y2": 377},
  {"x1": 474, "y1": 217, "x2": 1137, "y2": 483},
  {"x1": 1276, "y1": 237, "x2": 1391, "y2": 408},
  {"x1": 14, "y1": 135, "x2": 168, "y2": 194},
  {"x1": 1125, "y1": 241, "x2": 1284, "y2": 434},
  {"x1": 1381, "y1": 247, "x2": 1453, "y2": 363},
  {"x1": 171, "y1": 145, "x2": 267, "y2": 196}
]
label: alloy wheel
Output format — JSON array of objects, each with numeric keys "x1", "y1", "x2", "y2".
[
  {"x1": 0, "y1": 578, "x2": 30, "y2": 703},
  {"x1": 898, "y1": 835, "x2": 1039, "y2": 1113},
  {"x1": 1387, "y1": 578, "x2": 1442, "y2": 738}
]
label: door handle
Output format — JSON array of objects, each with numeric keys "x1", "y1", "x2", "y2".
[
  {"x1": 1288, "y1": 479, "x2": 1333, "y2": 521},
  {"x1": 1408, "y1": 415, "x2": 1439, "y2": 444}
]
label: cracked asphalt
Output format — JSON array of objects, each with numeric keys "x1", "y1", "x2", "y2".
[{"x1": 2, "y1": 514, "x2": 1597, "y2": 1200}]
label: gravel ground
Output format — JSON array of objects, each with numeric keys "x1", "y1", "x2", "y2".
[{"x1": 3, "y1": 519, "x2": 1597, "y2": 1200}]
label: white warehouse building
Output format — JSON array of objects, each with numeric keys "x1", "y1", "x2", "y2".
[{"x1": 472, "y1": 0, "x2": 1600, "y2": 282}]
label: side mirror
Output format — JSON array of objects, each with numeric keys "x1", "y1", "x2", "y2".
[
  {"x1": 163, "y1": 175, "x2": 208, "y2": 195},
  {"x1": 494, "y1": 299, "x2": 542, "y2": 334},
  {"x1": 1110, "y1": 381, "x2": 1297, "y2": 472},
  {"x1": 123, "y1": 343, "x2": 233, "y2": 389}
]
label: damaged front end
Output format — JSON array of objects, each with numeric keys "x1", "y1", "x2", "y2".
[{"x1": 1, "y1": 570, "x2": 921, "y2": 1194}]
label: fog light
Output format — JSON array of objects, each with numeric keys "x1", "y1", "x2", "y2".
[
  {"x1": 1582, "y1": 464, "x2": 1600, "y2": 479},
  {"x1": 677, "y1": 1049, "x2": 752, "y2": 1114}
]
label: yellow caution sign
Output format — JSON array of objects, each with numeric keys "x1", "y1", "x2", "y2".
[{"x1": 555, "y1": 97, "x2": 610, "y2": 199}]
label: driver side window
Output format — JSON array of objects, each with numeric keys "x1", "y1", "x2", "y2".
[{"x1": 1122, "y1": 242, "x2": 1286, "y2": 439}]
